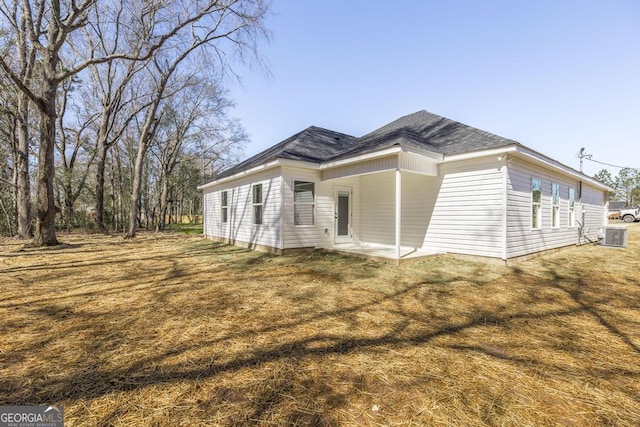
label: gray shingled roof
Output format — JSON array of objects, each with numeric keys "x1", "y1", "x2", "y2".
[
  {"x1": 213, "y1": 126, "x2": 356, "y2": 180},
  {"x1": 208, "y1": 110, "x2": 520, "y2": 182},
  {"x1": 328, "y1": 110, "x2": 519, "y2": 161}
]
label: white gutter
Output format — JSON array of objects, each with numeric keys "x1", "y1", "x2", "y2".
[
  {"x1": 443, "y1": 146, "x2": 519, "y2": 162},
  {"x1": 395, "y1": 168, "x2": 402, "y2": 260},
  {"x1": 197, "y1": 159, "x2": 318, "y2": 190},
  {"x1": 445, "y1": 144, "x2": 612, "y2": 192},
  {"x1": 320, "y1": 146, "x2": 443, "y2": 170},
  {"x1": 501, "y1": 155, "x2": 508, "y2": 261},
  {"x1": 512, "y1": 146, "x2": 613, "y2": 192},
  {"x1": 320, "y1": 146, "x2": 403, "y2": 169},
  {"x1": 199, "y1": 142, "x2": 611, "y2": 193}
]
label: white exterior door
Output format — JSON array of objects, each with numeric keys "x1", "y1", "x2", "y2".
[{"x1": 334, "y1": 187, "x2": 352, "y2": 244}]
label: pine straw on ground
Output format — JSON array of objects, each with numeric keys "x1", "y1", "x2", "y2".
[{"x1": 0, "y1": 226, "x2": 639, "y2": 426}]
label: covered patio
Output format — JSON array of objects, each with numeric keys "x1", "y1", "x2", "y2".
[{"x1": 319, "y1": 149, "x2": 442, "y2": 262}]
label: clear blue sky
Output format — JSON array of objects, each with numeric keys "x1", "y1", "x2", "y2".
[{"x1": 228, "y1": 0, "x2": 640, "y2": 178}]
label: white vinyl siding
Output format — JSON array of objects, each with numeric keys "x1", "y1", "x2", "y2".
[
  {"x1": 317, "y1": 177, "x2": 361, "y2": 248},
  {"x1": 506, "y1": 158, "x2": 606, "y2": 258},
  {"x1": 202, "y1": 168, "x2": 281, "y2": 249},
  {"x1": 360, "y1": 172, "x2": 396, "y2": 245},
  {"x1": 359, "y1": 158, "x2": 504, "y2": 257},
  {"x1": 398, "y1": 152, "x2": 439, "y2": 175},
  {"x1": 201, "y1": 151, "x2": 608, "y2": 260},
  {"x1": 579, "y1": 185, "x2": 608, "y2": 236},
  {"x1": 322, "y1": 156, "x2": 397, "y2": 180},
  {"x1": 281, "y1": 167, "x2": 362, "y2": 249},
  {"x1": 421, "y1": 157, "x2": 505, "y2": 258},
  {"x1": 400, "y1": 172, "x2": 434, "y2": 248},
  {"x1": 281, "y1": 168, "x2": 321, "y2": 249}
]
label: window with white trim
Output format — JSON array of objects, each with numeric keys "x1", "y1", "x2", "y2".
[
  {"x1": 551, "y1": 182, "x2": 560, "y2": 228},
  {"x1": 252, "y1": 184, "x2": 263, "y2": 225},
  {"x1": 532, "y1": 177, "x2": 542, "y2": 229},
  {"x1": 293, "y1": 181, "x2": 315, "y2": 226},
  {"x1": 221, "y1": 191, "x2": 228, "y2": 223},
  {"x1": 568, "y1": 187, "x2": 576, "y2": 227}
]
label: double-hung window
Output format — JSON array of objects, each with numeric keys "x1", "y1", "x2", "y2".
[
  {"x1": 551, "y1": 182, "x2": 560, "y2": 228},
  {"x1": 221, "y1": 191, "x2": 228, "y2": 223},
  {"x1": 252, "y1": 184, "x2": 263, "y2": 225},
  {"x1": 532, "y1": 177, "x2": 542, "y2": 229},
  {"x1": 568, "y1": 187, "x2": 576, "y2": 227},
  {"x1": 294, "y1": 181, "x2": 315, "y2": 226}
]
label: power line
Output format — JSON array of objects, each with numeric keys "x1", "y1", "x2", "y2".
[
  {"x1": 584, "y1": 157, "x2": 628, "y2": 169},
  {"x1": 576, "y1": 148, "x2": 630, "y2": 171}
]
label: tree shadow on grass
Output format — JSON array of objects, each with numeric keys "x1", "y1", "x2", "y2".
[
  {"x1": 2, "y1": 237, "x2": 640, "y2": 424},
  {"x1": 5, "y1": 264, "x2": 640, "y2": 401}
]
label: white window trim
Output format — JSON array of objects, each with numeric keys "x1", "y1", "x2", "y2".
[
  {"x1": 221, "y1": 191, "x2": 228, "y2": 224},
  {"x1": 568, "y1": 187, "x2": 576, "y2": 228},
  {"x1": 551, "y1": 182, "x2": 560, "y2": 229},
  {"x1": 532, "y1": 177, "x2": 542, "y2": 230},
  {"x1": 293, "y1": 180, "x2": 316, "y2": 227},
  {"x1": 252, "y1": 184, "x2": 263, "y2": 226}
]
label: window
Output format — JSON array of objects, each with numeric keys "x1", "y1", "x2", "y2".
[
  {"x1": 252, "y1": 184, "x2": 263, "y2": 225},
  {"x1": 294, "y1": 181, "x2": 315, "y2": 226},
  {"x1": 568, "y1": 187, "x2": 576, "y2": 227},
  {"x1": 532, "y1": 177, "x2": 542, "y2": 229},
  {"x1": 220, "y1": 191, "x2": 228, "y2": 223},
  {"x1": 552, "y1": 182, "x2": 560, "y2": 228}
]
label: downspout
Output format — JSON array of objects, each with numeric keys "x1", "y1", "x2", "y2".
[
  {"x1": 202, "y1": 190, "x2": 206, "y2": 238},
  {"x1": 501, "y1": 155, "x2": 508, "y2": 261},
  {"x1": 280, "y1": 175, "x2": 285, "y2": 254},
  {"x1": 395, "y1": 167, "x2": 402, "y2": 260}
]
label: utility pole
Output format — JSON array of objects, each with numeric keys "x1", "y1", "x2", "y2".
[{"x1": 577, "y1": 148, "x2": 592, "y2": 173}]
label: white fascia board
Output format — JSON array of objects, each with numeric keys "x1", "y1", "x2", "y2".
[
  {"x1": 443, "y1": 145, "x2": 519, "y2": 162},
  {"x1": 278, "y1": 159, "x2": 320, "y2": 169},
  {"x1": 444, "y1": 144, "x2": 612, "y2": 191},
  {"x1": 320, "y1": 147, "x2": 403, "y2": 169},
  {"x1": 513, "y1": 146, "x2": 613, "y2": 191},
  {"x1": 197, "y1": 159, "x2": 319, "y2": 190},
  {"x1": 402, "y1": 149, "x2": 444, "y2": 162},
  {"x1": 319, "y1": 145, "x2": 443, "y2": 170},
  {"x1": 197, "y1": 161, "x2": 278, "y2": 190}
]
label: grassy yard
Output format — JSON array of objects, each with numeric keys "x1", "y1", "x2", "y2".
[{"x1": 0, "y1": 226, "x2": 639, "y2": 426}]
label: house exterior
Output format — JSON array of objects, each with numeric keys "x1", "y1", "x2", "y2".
[{"x1": 198, "y1": 111, "x2": 611, "y2": 262}]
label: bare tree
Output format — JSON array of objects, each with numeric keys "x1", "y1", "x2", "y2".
[
  {"x1": 0, "y1": 2, "x2": 38, "y2": 238},
  {"x1": 124, "y1": 0, "x2": 268, "y2": 238},
  {"x1": 81, "y1": 1, "x2": 150, "y2": 230},
  {"x1": 149, "y1": 80, "x2": 246, "y2": 230},
  {"x1": 55, "y1": 77, "x2": 98, "y2": 231},
  {"x1": 0, "y1": 0, "x2": 103, "y2": 245},
  {"x1": 0, "y1": 0, "x2": 268, "y2": 244}
]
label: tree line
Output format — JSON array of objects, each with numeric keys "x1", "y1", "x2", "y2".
[
  {"x1": 593, "y1": 167, "x2": 640, "y2": 207},
  {"x1": 0, "y1": 0, "x2": 269, "y2": 243}
]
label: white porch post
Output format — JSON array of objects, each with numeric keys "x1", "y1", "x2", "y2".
[{"x1": 395, "y1": 168, "x2": 401, "y2": 259}]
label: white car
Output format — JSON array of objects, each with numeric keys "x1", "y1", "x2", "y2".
[{"x1": 620, "y1": 207, "x2": 640, "y2": 223}]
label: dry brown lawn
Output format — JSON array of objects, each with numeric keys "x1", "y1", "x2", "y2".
[{"x1": 1, "y1": 225, "x2": 639, "y2": 426}]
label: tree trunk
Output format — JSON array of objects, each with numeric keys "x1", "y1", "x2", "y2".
[
  {"x1": 158, "y1": 176, "x2": 169, "y2": 231},
  {"x1": 33, "y1": 89, "x2": 59, "y2": 246},
  {"x1": 125, "y1": 139, "x2": 148, "y2": 238},
  {"x1": 15, "y1": 93, "x2": 32, "y2": 238},
  {"x1": 94, "y1": 138, "x2": 108, "y2": 230},
  {"x1": 64, "y1": 197, "x2": 74, "y2": 233}
]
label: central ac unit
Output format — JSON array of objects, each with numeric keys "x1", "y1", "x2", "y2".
[{"x1": 601, "y1": 227, "x2": 628, "y2": 248}]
